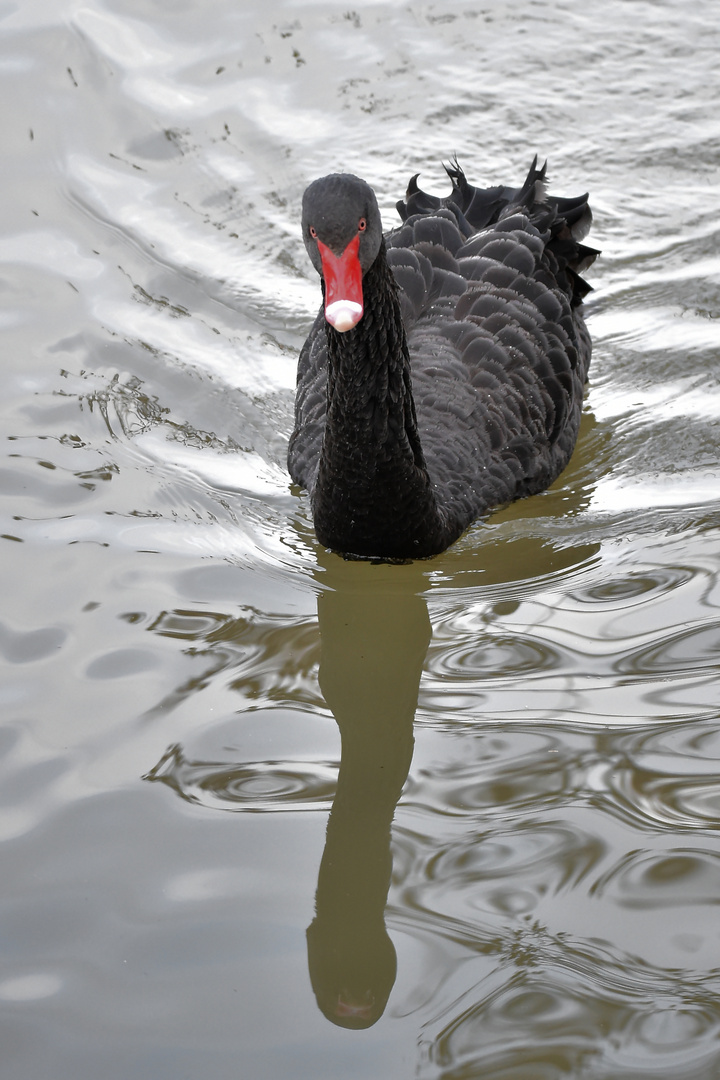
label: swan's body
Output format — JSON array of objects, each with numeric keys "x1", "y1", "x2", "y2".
[{"x1": 289, "y1": 159, "x2": 598, "y2": 560}]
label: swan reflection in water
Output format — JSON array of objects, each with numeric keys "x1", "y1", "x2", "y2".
[
  {"x1": 307, "y1": 518, "x2": 600, "y2": 1027},
  {"x1": 307, "y1": 557, "x2": 430, "y2": 1028},
  {"x1": 143, "y1": 487, "x2": 601, "y2": 1028}
]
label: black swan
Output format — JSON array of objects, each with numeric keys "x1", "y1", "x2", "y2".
[{"x1": 288, "y1": 158, "x2": 598, "y2": 560}]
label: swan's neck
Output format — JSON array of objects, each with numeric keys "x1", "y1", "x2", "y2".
[{"x1": 312, "y1": 243, "x2": 447, "y2": 559}]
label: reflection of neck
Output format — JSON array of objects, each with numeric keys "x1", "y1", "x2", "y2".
[{"x1": 307, "y1": 567, "x2": 431, "y2": 1028}]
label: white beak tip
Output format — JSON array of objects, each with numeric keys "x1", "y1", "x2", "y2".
[{"x1": 325, "y1": 300, "x2": 363, "y2": 333}]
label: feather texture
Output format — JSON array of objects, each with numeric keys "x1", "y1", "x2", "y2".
[{"x1": 289, "y1": 159, "x2": 599, "y2": 559}]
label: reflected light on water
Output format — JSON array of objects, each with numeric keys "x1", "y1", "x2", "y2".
[{"x1": 2, "y1": 0, "x2": 720, "y2": 1075}]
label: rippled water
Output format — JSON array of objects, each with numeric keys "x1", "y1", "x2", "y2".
[{"x1": 2, "y1": 0, "x2": 720, "y2": 1075}]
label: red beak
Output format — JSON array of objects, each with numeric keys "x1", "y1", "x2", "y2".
[{"x1": 317, "y1": 234, "x2": 363, "y2": 332}]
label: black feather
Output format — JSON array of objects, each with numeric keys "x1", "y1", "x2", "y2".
[{"x1": 289, "y1": 158, "x2": 599, "y2": 559}]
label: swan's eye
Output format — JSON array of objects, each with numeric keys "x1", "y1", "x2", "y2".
[
  {"x1": 309, "y1": 225, "x2": 317, "y2": 238},
  {"x1": 358, "y1": 218, "x2": 367, "y2": 232}
]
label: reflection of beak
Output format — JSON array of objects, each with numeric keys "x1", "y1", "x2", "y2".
[
  {"x1": 318, "y1": 234, "x2": 364, "y2": 332},
  {"x1": 335, "y1": 990, "x2": 375, "y2": 1020}
]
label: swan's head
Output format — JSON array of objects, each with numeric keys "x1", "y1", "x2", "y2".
[{"x1": 302, "y1": 174, "x2": 382, "y2": 332}]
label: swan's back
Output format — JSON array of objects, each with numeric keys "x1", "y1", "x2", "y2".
[{"x1": 289, "y1": 159, "x2": 598, "y2": 542}]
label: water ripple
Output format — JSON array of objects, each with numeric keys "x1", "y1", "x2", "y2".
[
  {"x1": 591, "y1": 848, "x2": 720, "y2": 908},
  {"x1": 395, "y1": 911, "x2": 720, "y2": 1079},
  {"x1": 618, "y1": 619, "x2": 720, "y2": 676},
  {"x1": 429, "y1": 635, "x2": 563, "y2": 681},
  {"x1": 426, "y1": 967, "x2": 720, "y2": 1080},
  {"x1": 595, "y1": 721, "x2": 720, "y2": 834},
  {"x1": 403, "y1": 730, "x2": 579, "y2": 817},
  {"x1": 578, "y1": 566, "x2": 692, "y2": 604},
  {"x1": 144, "y1": 742, "x2": 336, "y2": 812},
  {"x1": 399, "y1": 823, "x2": 606, "y2": 923}
]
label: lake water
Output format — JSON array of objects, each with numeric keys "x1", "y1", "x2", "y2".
[{"x1": 2, "y1": 0, "x2": 720, "y2": 1076}]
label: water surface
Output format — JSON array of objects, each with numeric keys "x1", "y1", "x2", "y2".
[{"x1": 2, "y1": 0, "x2": 720, "y2": 1076}]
